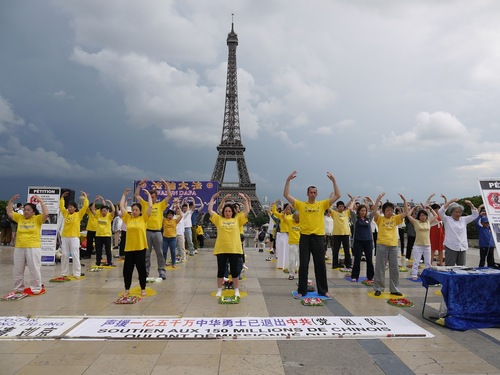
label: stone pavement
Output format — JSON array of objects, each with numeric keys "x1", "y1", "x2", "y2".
[{"x1": 0, "y1": 244, "x2": 498, "y2": 375}]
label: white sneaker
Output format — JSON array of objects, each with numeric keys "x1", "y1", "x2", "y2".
[
  {"x1": 216, "y1": 290, "x2": 222, "y2": 297},
  {"x1": 234, "y1": 289, "x2": 240, "y2": 297}
]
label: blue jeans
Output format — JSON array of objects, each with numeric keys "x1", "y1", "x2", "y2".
[{"x1": 162, "y1": 237, "x2": 177, "y2": 266}]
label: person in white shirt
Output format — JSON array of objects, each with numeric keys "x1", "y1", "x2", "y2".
[
  {"x1": 323, "y1": 209, "x2": 334, "y2": 257},
  {"x1": 438, "y1": 195, "x2": 478, "y2": 266}
]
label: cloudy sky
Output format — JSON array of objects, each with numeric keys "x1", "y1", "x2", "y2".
[{"x1": 1, "y1": 0, "x2": 499, "y2": 207}]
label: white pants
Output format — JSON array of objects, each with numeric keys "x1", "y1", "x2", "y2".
[
  {"x1": 288, "y1": 243, "x2": 299, "y2": 276},
  {"x1": 276, "y1": 232, "x2": 289, "y2": 269},
  {"x1": 61, "y1": 237, "x2": 81, "y2": 277},
  {"x1": 13, "y1": 247, "x2": 42, "y2": 293},
  {"x1": 411, "y1": 245, "x2": 432, "y2": 278}
]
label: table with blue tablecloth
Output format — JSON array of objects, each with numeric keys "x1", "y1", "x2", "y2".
[{"x1": 420, "y1": 268, "x2": 500, "y2": 330}]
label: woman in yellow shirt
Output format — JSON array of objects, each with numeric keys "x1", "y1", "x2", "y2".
[
  {"x1": 94, "y1": 196, "x2": 115, "y2": 266},
  {"x1": 120, "y1": 188, "x2": 152, "y2": 297},
  {"x1": 59, "y1": 191, "x2": 89, "y2": 278},
  {"x1": 208, "y1": 191, "x2": 249, "y2": 298},
  {"x1": 7, "y1": 194, "x2": 49, "y2": 294},
  {"x1": 162, "y1": 206, "x2": 182, "y2": 268}
]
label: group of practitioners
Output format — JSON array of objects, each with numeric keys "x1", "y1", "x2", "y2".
[
  {"x1": 4, "y1": 179, "x2": 207, "y2": 298},
  {"x1": 4, "y1": 171, "x2": 497, "y2": 300},
  {"x1": 261, "y1": 171, "x2": 494, "y2": 299}
]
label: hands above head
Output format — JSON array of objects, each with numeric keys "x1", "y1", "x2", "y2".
[{"x1": 287, "y1": 171, "x2": 297, "y2": 181}]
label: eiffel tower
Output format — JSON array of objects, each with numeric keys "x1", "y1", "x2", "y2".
[{"x1": 211, "y1": 21, "x2": 263, "y2": 216}]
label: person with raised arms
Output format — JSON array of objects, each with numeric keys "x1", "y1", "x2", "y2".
[
  {"x1": 7, "y1": 194, "x2": 49, "y2": 295},
  {"x1": 284, "y1": 170, "x2": 340, "y2": 299},
  {"x1": 135, "y1": 178, "x2": 172, "y2": 279},
  {"x1": 120, "y1": 188, "x2": 152, "y2": 297},
  {"x1": 208, "y1": 191, "x2": 249, "y2": 298}
]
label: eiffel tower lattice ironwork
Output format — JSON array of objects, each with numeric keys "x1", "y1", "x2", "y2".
[{"x1": 211, "y1": 22, "x2": 263, "y2": 216}]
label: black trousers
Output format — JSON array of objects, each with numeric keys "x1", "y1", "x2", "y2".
[
  {"x1": 217, "y1": 253, "x2": 242, "y2": 279},
  {"x1": 405, "y1": 236, "x2": 415, "y2": 260},
  {"x1": 123, "y1": 249, "x2": 147, "y2": 290},
  {"x1": 86, "y1": 230, "x2": 96, "y2": 257},
  {"x1": 351, "y1": 239, "x2": 374, "y2": 280},
  {"x1": 95, "y1": 236, "x2": 112, "y2": 266},
  {"x1": 298, "y1": 234, "x2": 329, "y2": 296},
  {"x1": 119, "y1": 231, "x2": 127, "y2": 257},
  {"x1": 332, "y1": 235, "x2": 351, "y2": 268}
]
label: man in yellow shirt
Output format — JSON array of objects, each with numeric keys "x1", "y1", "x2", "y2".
[
  {"x1": 284, "y1": 170, "x2": 341, "y2": 299},
  {"x1": 135, "y1": 178, "x2": 172, "y2": 279}
]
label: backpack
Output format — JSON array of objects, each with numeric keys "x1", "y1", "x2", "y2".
[
  {"x1": 258, "y1": 230, "x2": 266, "y2": 242},
  {"x1": 1, "y1": 216, "x2": 11, "y2": 229}
]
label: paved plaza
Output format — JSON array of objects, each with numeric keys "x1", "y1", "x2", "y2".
[{"x1": 0, "y1": 243, "x2": 498, "y2": 375}]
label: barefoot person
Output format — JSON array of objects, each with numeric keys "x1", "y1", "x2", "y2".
[
  {"x1": 208, "y1": 191, "x2": 249, "y2": 298},
  {"x1": 7, "y1": 194, "x2": 49, "y2": 295},
  {"x1": 284, "y1": 170, "x2": 341, "y2": 299},
  {"x1": 120, "y1": 188, "x2": 152, "y2": 297}
]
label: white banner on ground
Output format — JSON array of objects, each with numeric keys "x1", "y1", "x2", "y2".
[
  {"x1": 64, "y1": 315, "x2": 433, "y2": 340},
  {"x1": 478, "y1": 179, "x2": 500, "y2": 260},
  {"x1": 0, "y1": 317, "x2": 82, "y2": 339},
  {"x1": 27, "y1": 186, "x2": 61, "y2": 265}
]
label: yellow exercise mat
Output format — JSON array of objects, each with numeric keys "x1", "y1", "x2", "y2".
[
  {"x1": 165, "y1": 265, "x2": 179, "y2": 270},
  {"x1": 211, "y1": 290, "x2": 247, "y2": 298},
  {"x1": 368, "y1": 291, "x2": 407, "y2": 299},
  {"x1": 67, "y1": 275, "x2": 86, "y2": 281},
  {"x1": 122, "y1": 285, "x2": 157, "y2": 298}
]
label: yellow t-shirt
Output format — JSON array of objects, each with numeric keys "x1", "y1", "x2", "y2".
[
  {"x1": 86, "y1": 207, "x2": 98, "y2": 231},
  {"x1": 413, "y1": 220, "x2": 431, "y2": 246},
  {"x1": 196, "y1": 225, "x2": 203, "y2": 236},
  {"x1": 210, "y1": 213, "x2": 247, "y2": 255},
  {"x1": 375, "y1": 214, "x2": 403, "y2": 247},
  {"x1": 236, "y1": 212, "x2": 248, "y2": 235},
  {"x1": 12, "y1": 212, "x2": 44, "y2": 248},
  {"x1": 288, "y1": 222, "x2": 301, "y2": 245},
  {"x1": 162, "y1": 218, "x2": 177, "y2": 238},
  {"x1": 122, "y1": 212, "x2": 149, "y2": 251},
  {"x1": 95, "y1": 212, "x2": 113, "y2": 237},
  {"x1": 293, "y1": 199, "x2": 330, "y2": 235},
  {"x1": 142, "y1": 199, "x2": 168, "y2": 230},
  {"x1": 332, "y1": 210, "x2": 351, "y2": 236},
  {"x1": 60, "y1": 198, "x2": 89, "y2": 238},
  {"x1": 279, "y1": 213, "x2": 293, "y2": 233}
]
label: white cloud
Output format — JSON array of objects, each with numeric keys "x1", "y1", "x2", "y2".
[
  {"x1": 382, "y1": 111, "x2": 477, "y2": 148},
  {"x1": 0, "y1": 95, "x2": 25, "y2": 134},
  {"x1": 51, "y1": 90, "x2": 73, "y2": 99},
  {"x1": 456, "y1": 152, "x2": 500, "y2": 174},
  {"x1": 313, "y1": 120, "x2": 355, "y2": 135}
]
